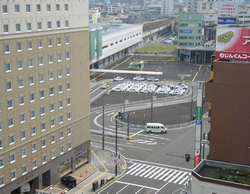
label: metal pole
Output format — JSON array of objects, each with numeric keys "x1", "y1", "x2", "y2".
[
  {"x1": 202, "y1": 133, "x2": 205, "y2": 159},
  {"x1": 151, "y1": 93, "x2": 153, "y2": 122},
  {"x1": 190, "y1": 86, "x2": 194, "y2": 121},
  {"x1": 127, "y1": 114, "x2": 129, "y2": 137},
  {"x1": 115, "y1": 120, "x2": 118, "y2": 176},
  {"x1": 102, "y1": 105, "x2": 105, "y2": 150},
  {"x1": 123, "y1": 91, "x2": 125, "y2": 113}
]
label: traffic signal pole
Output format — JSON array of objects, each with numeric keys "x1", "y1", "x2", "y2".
[{"x1": 127, "y1": 114, "x2": 130, "y2": 137}]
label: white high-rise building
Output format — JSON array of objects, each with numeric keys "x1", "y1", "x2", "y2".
[{"x1": 161, "y1": 0, "x2": 174, "y2": 16}]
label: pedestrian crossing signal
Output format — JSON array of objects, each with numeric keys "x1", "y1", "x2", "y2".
[{"x1": 185, "y1": 154, "x2": 191, "y2": 162}]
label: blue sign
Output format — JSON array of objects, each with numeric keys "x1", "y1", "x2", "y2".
[
  {"x1": 114, "y1": 154, "x2": 117, "y2": 158},
  {"x1": 202, "y1": 21, "x2": 205, "y2": 29},
  {"x1": 180, "y1": 30, "x2": 192, "y2": 33},
  {"x1": 218, "y1": 18, "x2": 236, "y2": 25},
  {"x1": 114, "y1": 159, "x2": 117, "y2": 163},
  {"x1": 196, "y1": 120, "x2": 202, "y2": 125},
  {"x1": 124, "y1": 114, "x2": 127, "y2": 119},
  {"x1": 79, "y1": 151, "x2": 84, "y2": 155}
]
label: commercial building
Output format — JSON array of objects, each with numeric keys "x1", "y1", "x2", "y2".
[
  {"x1": 178, "y1": 13, "x2": 202, "y2": 46},
  {"x1": 161, "y1": 0, "x2": 174, "y2": 17},
  {"x1": 0, "y1": 1, "x2": 91, "y2": 193},
  {"x1": 190, "y1": 25, "x2": 250, "y2": 193},
  {"x1": 89, "y1": 21, "x2": 143, "y2": 69}
]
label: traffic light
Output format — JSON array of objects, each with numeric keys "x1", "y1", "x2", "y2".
[
  {"x1": 185, "y1": 154, "x2": 191, "y2": 162},
  {"x1": 118, "y1": 112, "x2": 121, "y2": 118}
]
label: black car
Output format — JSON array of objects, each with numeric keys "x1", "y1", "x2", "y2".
[{"x1": 60, "y1": 176, "x2": 76, "y2": 188}]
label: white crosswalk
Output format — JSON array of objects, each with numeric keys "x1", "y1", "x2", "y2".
[{"x1": 126, "y1": 163, "x2": 191, "y2": 185}]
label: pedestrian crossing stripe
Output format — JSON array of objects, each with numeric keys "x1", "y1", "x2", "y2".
[{"x1": 127, "y1": 163, "x2": 191, "y2": 185}]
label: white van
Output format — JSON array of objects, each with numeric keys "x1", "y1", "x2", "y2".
[{"x1": 146, "y1": 123, "x2": 167, "y2": 133}]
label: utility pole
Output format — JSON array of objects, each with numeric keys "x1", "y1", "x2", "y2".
[
  {"x1": 190, "y1": 86, "x2": 194, "y2": 121},
  {"x1": 151, "y1": 93, "x2": 153, "y2": 122},
  {"x1": 127, "y1": 113, "x2": 130, "y2": 137},
  {"x1": 115, "y1": 120, "x2": 118, "y2": 176},
  {"x1": 102, "y1": 105, "x2": 105, "y2": 150}
]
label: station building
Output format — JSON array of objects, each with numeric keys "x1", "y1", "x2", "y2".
[
  {"x1": 0, "y1": 1, "x2": 91, "y2": 193},
  {"x1": 89, "y1": 21, "x2": 143, "y2": 69}
]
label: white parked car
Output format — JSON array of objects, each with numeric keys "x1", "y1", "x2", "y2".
[
  {"x1": 156, "y1": 89, "x2": 167, "y2": 95},
  {"x1": 179, "y1": 84, "x2": 188, "y2": 90},
  {"x1": 101, "y1": 84, "x2": 109, "y2": 89},
  {"x1": 113, "y1": 77, "x2": 124, "y2": 81},
  {"x1": 133, "y1": 76, "x2": 145, "y2": 81},
  {"x1": 111, "y1": 87, "x2": 123, "y2": 92}
]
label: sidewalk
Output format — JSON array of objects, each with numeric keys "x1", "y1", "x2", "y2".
[{"x1": 43, "y1": 146, "x2": 126, "y2": 194}]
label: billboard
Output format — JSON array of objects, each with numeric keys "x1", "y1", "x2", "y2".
[
  {"x1": 218, "y1": 3, "x2": 238, "y2": 15},
  {"x1": 216, "y1": 27, "x2": 250, "y2": 61},
  {"x1": 218, "y1": 17, "x2": 236, "y2": 24}
]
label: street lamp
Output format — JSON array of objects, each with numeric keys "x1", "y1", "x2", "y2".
[{"x1": 102, "y1": 104, "x2": 109, "y2": 150}]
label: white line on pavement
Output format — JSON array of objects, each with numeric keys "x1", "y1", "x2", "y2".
[
  {"x1": 158, "y1": 170, "x2": 173, "y2": 181},
  {"x1": 168, "y1": 171, "x2": 182, "y2": 183},
  {"x1": 116, "y1": 184, "x2": 129, "y2": 194},
  {"x1": 115, "y1": 181, "x2": 159, "y2": 191},
  {"x1": 173, "y1": 172, "x2": 187, "y2": 184},
  {"x1": 132, "y1": 129, "x2": 144, "y2": 137}
]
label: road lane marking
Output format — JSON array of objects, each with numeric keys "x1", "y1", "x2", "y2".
[
  {"x1": 116, "y1": 184, "x2": 129, "y2": 194},
  {"x1": 144, "y1": 167, "x2": 159, "y2": 178},
  {"x1": 130, "y1": 165, "x2": 146, "y2": 175},
  {"x1": 192, "y1": 65, "x2": 202, "y2": 82},
  {"x1": 135, "y1": 187, "x2": 144, "y2": 194},
  {"x1": 132, "y1": 129, "x2": 144, "y2": 136},
  {"x1": 149, "y1": 168, "x2": 164, "y2": 179},
  {"x1": 139, "y1": 166, "x2": 155, "y2": 177},
  {"x1": 153, "y1": 169, "x2": 168, "y2": 179},
  {"x1": 168, "y1": 171, "x2": 182, "y2": 183},
  {"x1": 128, "y1": 163, "x2": 137, "y2": 169},
  {"x1": 155, "y1": 182, "x2": 169, "y2": 194},
  {"x1": 158, "y1": 170, "x2": 173, "y2": 180},
  {"x1": 179, "y1": 176, "x2": 190, "y2": 185},
  {"x1": 134, "y1": 166, "x2": 150, "y2": 176},
  {"x1": 173, "y1": 172, "x2": 187, "y2": 183},
  {"x1": 115, "y1": 181, "x2": 159, "y2": 191},
  {"x1": 163, "y1": 171, "x2": 178, "y2": 181}
]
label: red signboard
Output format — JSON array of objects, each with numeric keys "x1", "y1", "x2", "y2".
[
  {"x1": 216, "y1": 27, "x2": 250, "y2": 61},
  {"x1": 194, "y1": 150, "x2": 200, "y2": 168}
]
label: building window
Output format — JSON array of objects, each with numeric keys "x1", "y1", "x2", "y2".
[
  {"x1": 18, "y1": 60, "x2": 23, "y2": 70},
  {"x1": 31, "y1": 126, "x2": 36, "y2": 136},
  {"x1": 4, "y1": 24, "x2": 8, "y2": 33},
  {"x1": 66, "y1": 67, "x2": 70, "y2": 75},
  {"x1": 56, "y1": 4, "x2": 60, "y2": 11},
  {"x1": 68, "y1": 127, "x2": 71, "y2": 136},
  {"x1": 67, "y1": 82, "x2": 71, "y2": 91},
  {"x1": 9, "y1": 135, "x2": 15, "y2": 145},
  {"x1": 66, "y1": 52, "x2": 70, "y2": 60},
  {"x1": 57, "y1": 21, "x2": 60, "y2": 28},
  {"x1": 68, "y1": 142, "x2": 72, "y2": 150},
  {"x1": 60, "y1": 131, "x2": 64, "y2": 139},
  {"x1": 27, "y1": 23, "x2": 31, "y2": 31},
  {"x1": 28, "y1": 58, "x2": 33, "y2": 68},
  {"x1": 19, "y1": 96, "x2": 24, "y2": 106},
  {"x1": 60, "y1": 146, "x2": 64, "y2": 155},
  {"x1": 32, "y1": 143, "x2": 37, "y2": 153},
  {"x1": 65, "y1": 4, "x2": 68, "y2": 11},
  {"x1": 21, "y1": 130, "x2": 26, "y2": 140},
  {"x1": 21, "y1": 148, "x2": 27, "y2": 158},
  {"x1": 30, "y1": 110, "x2": 36, "y2": 119},
  {"x1": 51, "y1": 150, "x2": 56, "y2": 159},
  {"x1": 59, "y1": 100, "x2": 63, "y2": 109},
  {"x1": 0, "y1": 139, "x2": 3, "y2": 149},
  {"x1": 42, "y1": 155, "x2": 46, "y2": 164},
  {"x1": 16, "y1": 24, "x2": 21, "y2": 32},
  {"x1": 30, "y1": 93, "x2": 35, "y2": 102},
  {"x1": 32, "y1": 160, "x2": 37, "y2": 169},
  {"x1": 59, "y1": 115, "x2": 63, "y2": 124},
  {"x1": 10, "y1": 171, "x2": 16, "y2": 181},
  {"x1": 51, "y1": 135, "x2": 55, "y2": 144},
  {"x1": 26, "y1": 5, "x2": 31, "y2": 13},
  {"x1": 50, "y1": 87, "x2": 54, "y2": 96},
  {"x1": 58, "y1": 69, "x2": 62, "y2": 78},
  {"x1": 10, "y1": 153, "x2": 15, "y2": 163},
  {"x1": 39, "y1": 56, "x2": 43, "y2": 66},
  {"x1": 20, "y1": 113, "x2": 25, "y2": 123},
  {"x1": 67, "y1": 97, "x2": 71, "y2": 106},
  {"x1": 48, "y1": 38, "x2": 52, "y2": 47},
  {"x1": 51, "y1": 118, "x2": 55, "y2": 128},
  {"x1": 5, "y1": 62, "x2": 11, "y2": 72},
  {"x1": 17, "y1": 42, "x2": 22, "y2": 51},
  {"x1": 15, "y1": 5, "x2": 20, "y2": 13},
  {"x1": 40, "y1": 90, "x2": 44, "y2": 99},
  {"x1": 7, "y1": 99, "x2": 13, "y2": 109},
  {"x1": 0, "y1": 158, "x2": 3, "y2": 168},
  {"x1": 57, "y1": 37, "x2": 61, "y2": 46},
  {"x1": 58, "y1": 84, "x2": 63, "y2": 93},
  {"x1": 50, "y1": 103, "x2": 55, "y2": 112},
  {"x1": 3, "y1": 5, "x2": 8, "y2": 13},
  {"x1": 6, "y1": 81, "x2": 12, "y2": 91},
  {"x1": 67, "y1": 112, "x2": 71, "y2": 120},
  {"x1": 47, "y1": 4, "x2": 51, "y2": 12},
  {"x1": 41, "y1": 122, "x2": 46, "y2": 132},
  {"x1": 0, "y1": 176, "x2": 4, "y2": 187},
  {"x1": 57, "y1": 53, "x2": 62, "y2": 62},
  {"x1": 48, "y1": 54, "x2": 53, "y2": 63},
  {"x1": 47, "y1": 21, "x2": 51, "y2": 30},
  {"x1": 22, "y1": 165, "x2": 27, "y2": 175},
  {"x1": 37, "y1": 22, "x2": 42, "y2": 30},
  {"x1": 29, "y1": 75, "x2": 34, "y2": 85},
  {"x1": 65, "y1": 36, "x2": 70, "y2": 44},
  {"x1": 37, "y1": 4, "x2": 41, "y2": 12},
  {"x1": 28, "y1": 41, "x2": 33, "y2": 50},
  {"x1": 39, "y1": 73, "x2": 44, "y2": 83},
  {"x1": 65, "y1": 20, "x2": 69, "y2": 28},
  {"x1": 40, "y1": 106, "x2": 45, "y2": 116},
  {"x1": 42, "y1": 139, "x2": 46, "y2": 148},
  {"x1": 8, "y1": 117, "x2": 14, "y2": 128},
  {"x1": 5, "y1": 44, "x2": 10, "y2": 53},
  {"x1": 19, "y1": 78, "x2": 24, "y2": 88},
  {"x1": 38, "y1": 39, "x2": 43, "y2": 48},
  {"x1": 49, "y1": 71, "x2": 54, "y2": 80}
]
